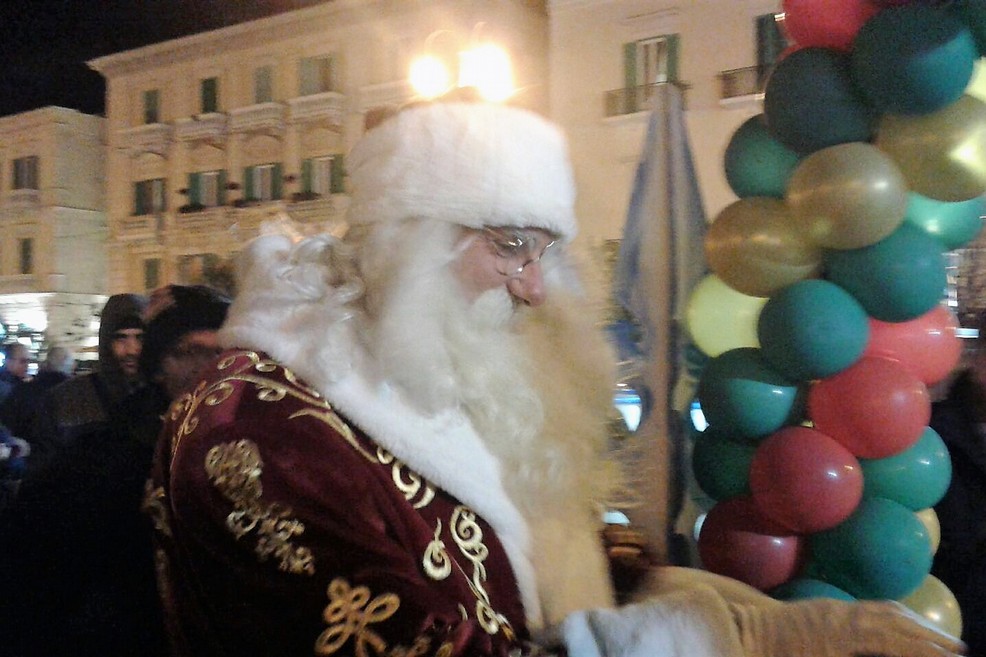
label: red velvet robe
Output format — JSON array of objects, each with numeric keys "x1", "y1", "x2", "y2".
[{"x1": 147, "y1": 349, "x2": 534, "y2": 657}]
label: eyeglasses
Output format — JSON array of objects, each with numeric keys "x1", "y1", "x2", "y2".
[{"x1": 482, "y1": 227, "x2": 557, "y2": 278}]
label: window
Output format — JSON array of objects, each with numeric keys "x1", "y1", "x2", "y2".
[
  {"x1": 143, "y1": 89, "x2": 160, "y2": 124},
  {"x1": 756, "y1": 14, "x2": 787, "y2": 85},
  {"x1": 144, "y1": 258, "x2": 161, "y2": 291},
  {"x1": 299, "y1": 55, "x2": 335, "y2": 96},
  {"x1": 201, "y1": 77, "x2": 219, "y2": 113},
  {"x1": 12, "y1": 156, "x2": 38, "y2": 190},
  {"x1": 18, "y1": 238, "x2": 33, "y2": 275},
  {"x1": 243, "y1": 163, "x2": 282, "y2": 202},
  {"x1": 134, "y1": 178, "x2": 166, "y2": 215},
  {"x1": 188, "y1": 170, "x2": 226, "y2": 207},
  {"x1": 301, "y1": 155, "x2": 345, "y2": 196},
  {"x1": 624, "y1": 34, "x2": 680, "y2": 90},
  {"x1": 254, "y1": 66, "x2": 273, "y2": 104}
]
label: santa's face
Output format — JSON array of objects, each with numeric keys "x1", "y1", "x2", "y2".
[{"x1": 451, "y1": 227, "x2": 557, "y2": 308}]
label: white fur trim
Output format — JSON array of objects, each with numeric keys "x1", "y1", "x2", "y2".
[{"x1": 347, "y1": 102, "x2": 578, "y2": 241}]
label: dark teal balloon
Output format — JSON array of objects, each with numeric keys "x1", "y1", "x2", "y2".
[
  {"x1": 825, "y1": 223, "x2": 947, "y2": 322},
  {"x1": 764, "y1": 48, "x2": 876, "y2": 155},
  {"x1": 951, "y1": 0, "x2": 986, "y2": 56},
  {"x1": 771, "y1": 578, "x2": 856, "y2": 602},
  {"x1": 860, "y1": 426, "x2": 952, "y2": 510},
  {"x1": 724, "y1": 115, "x2": 801, "y2": 198},
  {"x1": 904, "y1": 192, "x2": 985, "y2": 251},
  {"x1": 852, "y1": 5, "x2": 976, "y2": 115},
  {"x1": 691, "y1": 427, "x2": 757, "y2": 501},
  {"x1": 696, "y1": 347, "x2": 802, "y2": 440},
  {"x1": 757, "y1": 279, "x2": 870, "y2": 382},
  {"x1": 810, "y1": 497, "x2": 931, "y2": 600}
]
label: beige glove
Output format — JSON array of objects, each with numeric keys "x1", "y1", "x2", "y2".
[{"x1": 731, "y1": 598, "x2": 967, "y2": 657}]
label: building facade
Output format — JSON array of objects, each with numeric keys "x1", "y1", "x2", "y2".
[
  {"x1": 0, "y1": 106, "x2": 108, "y2": 362},
  {"x1": 89, "y1": 0, "x2": 549, "y2": 295},
  {"x1": 549, "y1": 0, "x2": 780, "y2": 245}
]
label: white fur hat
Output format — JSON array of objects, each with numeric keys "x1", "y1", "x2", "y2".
[{"x1": 346, "y1": 102, "x2": 578, "y2": 241}]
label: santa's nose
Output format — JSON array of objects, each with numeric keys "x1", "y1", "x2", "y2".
[{"x1": 507, "y1": 261, "x2": 547, "y2": 307}]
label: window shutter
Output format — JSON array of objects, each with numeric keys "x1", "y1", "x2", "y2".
[
  {"x1": 623, "y1": 42, "x2": 637, "y2": 91},
  {"x1": 330, "y1": 154, "x2": 345, "y2": 194},
  {"x1": 188, "y1": 172, "x2": 201, "y2": 205},
  {"x1": 218, "y1": 170, "x2": 227, "y2": 205},
  {"x1": 201, "y1": 78, "x2": 218, "y2": 113},
  {"x1": 272, "y1": 163, "x2": 283, "y2": 200},
  {"x1": 301, "y1": 159, "x2": 313, "y2": 194},
  {"x1": 299, "y1": 58, "x2": 316, "y2": 96},
  {"x1": 134, "y1": 181, "x2": 144, "y2": 215},
  {"x1": 667, "y1": 34, "x2": 680, "y2": 82},
  {"x1": 244, "y1": 166, "x2": 254, "y2": 201}
]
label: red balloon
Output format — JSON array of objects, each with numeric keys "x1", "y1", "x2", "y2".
[
  {"x1": 698, "y1": 496, "x2": 806, "y2": 591},
  {"x1": 808, "y1": 357, "x2": 930, "y2": 458},
  {"x1": 750, "y1": 426, "x2": 864, "y2": 532},
  {"x1": 864, "y1": 305, "x2": 963, "y2": 386},
  {"x1": 782, "y1": 0, "x2": 882, "y2": 51}
]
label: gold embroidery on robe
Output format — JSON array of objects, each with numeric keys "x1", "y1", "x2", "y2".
[
  {"x1": 205, "y1": 439, "x2": 315, "y2": 575},
  {"x1": 424, "y1": 520, "x2": 452, "y2": 581},
  {"x1": 378, "y1": 449, "x2": 436, "y2": 509},
  {"x1": 142, "y1": 480, "x2": 172, "y2": 538},
  {"x1": 449, "y1": 506, "x2": 514, "y2": 638},
  {"x1": 316, "y1": 578, "x2": 400, "y2": 657}
]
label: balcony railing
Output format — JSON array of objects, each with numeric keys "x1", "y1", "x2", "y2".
[
  {"x1": 718, "y1": 65, "x2": 768, "y2": 103},
  {"x1": 604, "y1": 81, "x2": 690, "y2": 118},
  {"x1": 229, "y1": 102, "x2": 287, "y2": 134},
  {"x1": 288, "y1": 91, "x2": 346, "y2": 128},
  {"x1": 119, "y1": 123, "x2": 173, "y2": 157},
  {"x1": 358, "y1": 80, "x2": 414, "y2": 113},
  {"x1": 174, "y1": 112, "x2": 228, "y2": 142}
]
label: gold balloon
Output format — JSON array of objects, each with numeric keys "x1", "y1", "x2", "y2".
[
  {"x1": 877, "y1": 94, "x2": 986, "y2": 202},
  {"x1": 899, "y1": 574, "x2": 963, "y2": 640},
  {"x1": 706, "y1": 197, "x2": 823, "y2": 297},
  {"x1": 787, "y1": 142, "x2": 908, "y2": 249},
  {"x1": 916, "y1": 507, "x2": 941, "y2": 556},
  {"x1": 685, "y1": 274, "x2": 767, "y2": 357}
]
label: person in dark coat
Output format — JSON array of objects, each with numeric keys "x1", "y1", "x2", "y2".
[
  {"x1": 930, "y1": 317, "x2": 986, "y2": 657},
  {"x1": 0, "y1": 342, "x2": 29, "y2": 405},
  {"x1": 0, "y1": 345, "x2": 75, "y2": 443},
  {"x1": 30, "y1": 294, "x2": 147, "y2": 466},
  {"x1": 0, "y1": 285, "x2": 230, "y2": 657}
]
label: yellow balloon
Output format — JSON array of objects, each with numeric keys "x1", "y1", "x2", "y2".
[
  {"x1": 877, "y1": 94, "x2": 986, "y2": 202},
  {"x1": 685, "y1": 274, "x2": 767, "y2": 357},
  {"x1": 899, "y1": 575, "x2": 963, "y2": 640},
  {"x1": 916, "y1": 508, "x2": 941, "y2": 556},
  {"x1": 787, "y1": 143, "x2": 908, "y2": 249},
  {"x1": 705, "y1": 197, "x2": 823, "y2": 297},
  {"x1": 965, "y1": 57, "x2": 986, "y2": 104}
]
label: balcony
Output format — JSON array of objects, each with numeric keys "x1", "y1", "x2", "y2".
[
  {"x1": 358, "y1": 80, "x2": 413, "y2": 113},
  {"x1": 288, "y1": 91, "x2": 346, "y2": 129},
  {"x1": 5, "y1": 188, "x2": 41, "y2": 209},
  {"x1": 119, "y1": 123, "x2": 173, "y2": 157},
  {"x1": 229, "y1": 103, "x2": 287, "y2": 135},
  {"x1": 173, "y1": 205, "x2": 232, "y2": 233},
  {"x1": 604, "y1": 81, "x2": 690, "y2": 118},
  {"x1": 117, "y1": 214, "x2": 162, "y2": 240},
  {"x1": 718, "y1": 66, "x2": 767, "y2": 108},
  {"x1": 174, "y1": 112, "x2": 228, "y2": 143}
]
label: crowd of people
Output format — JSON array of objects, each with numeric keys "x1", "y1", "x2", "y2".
[{"x1": 0, "y1": 96, "x2": 978, "y2": 657}]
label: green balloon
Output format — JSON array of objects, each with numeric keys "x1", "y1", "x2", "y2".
[
  {"x1": 904, "y1": 191, "x2": 985, "y2": 251},
  {"x1": 811, "y1": 497, "x2": 931, "y2": 600},
  {"x1": 860, "y1": 427, "x2": 952, "y2": 511},
  {"x1": 757, "y1": 279, "x2": 870, "y2": 382},
  {"x1": 825, "y1": 223, "x2": 947, "y2": 322},
  {"x1": 697, "y1": 347, "x2": 802, "y2": 440},
  {"x1": 691, "y1": 428, "x2": 757, "y2": 501},
  {"x1": 724, "y1": 115, "x2": 801, "y2": 199}
]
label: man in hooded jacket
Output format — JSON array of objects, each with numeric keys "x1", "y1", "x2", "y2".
[{"x1": 31, "y1": 293, "x2": 147, "y2": 465}]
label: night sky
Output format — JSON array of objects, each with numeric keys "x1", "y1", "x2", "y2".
[{"x1": 0, "y1": 0, "x2": 329, "y2": 118}]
